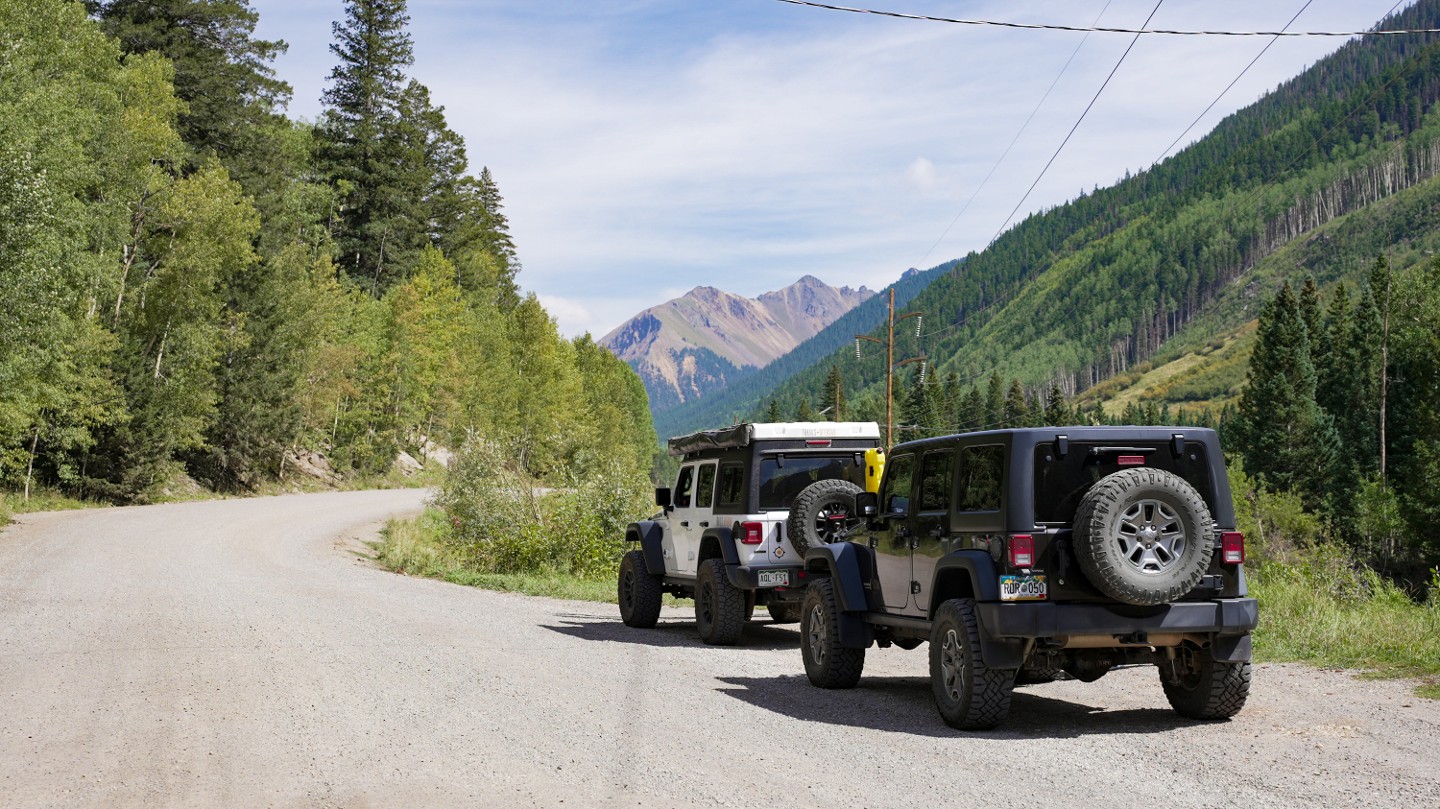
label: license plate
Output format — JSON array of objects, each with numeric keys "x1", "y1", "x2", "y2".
[
  {"x1": 999, "y1": 574, "x2": 1047, "y2": 601},
  {"x1": 757, "y1": 569, "x2": 790, "y2": 588}
]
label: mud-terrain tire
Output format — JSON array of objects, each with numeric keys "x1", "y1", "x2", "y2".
[
  {"x1": 618, "y1": 549, "x2": 663, "y2": 628},
  {"x1": 786, "y1": 479, "x2": 863, "y2": 556},
  {"x1": 800, "y1": 579, "x2": 865, "y2": 688},
  {"x1": 1072, "y1": 468, "x2": 1215, "y2": 606},
  {"x1": 929, "y1": 598, "x2": 1016, "y2": 730},
  {"x1": 696, "y1": 558, "x2": 745, "y2": 645},
  {"x1": 1160, "y1": 645, "x2": 1252, "y2": 720},
  {"x1": 768, "y1": 600, "x2": 799, "y2": 624}
]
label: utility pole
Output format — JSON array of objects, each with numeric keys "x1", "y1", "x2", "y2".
[{"x1": 855, "y1": 287, "x2": 924, "y2": 448}]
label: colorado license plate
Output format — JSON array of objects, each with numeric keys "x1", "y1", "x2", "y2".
[
  {"x1": 999, "y1": 574, "x2": 1047, "y2": 601},
  {"x1": 757, "y1": 569, "x2": 790, "y2": 588}
]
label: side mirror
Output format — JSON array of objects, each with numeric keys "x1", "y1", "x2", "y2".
[
  {"x1": 855, "y1": 491, "x2": 878, "y2": 517},
  {"x1": 655, "y1": 487, "x2": 672, "y2": 508}
]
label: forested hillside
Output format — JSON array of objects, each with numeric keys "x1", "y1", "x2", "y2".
[
  {"x1": 739, "y1": 1, "x2": 1440, "y2": 579},
  {"x1": 0, "y1": 0, "x2": 656, "y2": 507}
]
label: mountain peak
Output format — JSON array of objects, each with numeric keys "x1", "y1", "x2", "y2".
[{"x1": 600, "y1": 275, "x2": 875, "y2": 412}]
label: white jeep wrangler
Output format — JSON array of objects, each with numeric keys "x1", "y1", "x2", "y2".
[{"x1": 617, "y1": 421, "x2": 883, "y2": 645}]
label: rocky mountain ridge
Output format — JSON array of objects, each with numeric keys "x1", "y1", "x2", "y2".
[{"x1": 600, "y1": 276, "x2": 872, "y2": 412}]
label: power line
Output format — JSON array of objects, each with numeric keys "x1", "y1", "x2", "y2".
[
  {"x1": 774, "y1": 0, "x2": 1433, "y2": 37},
  {"x1": 912, "y1": 0, "x2": 1114, "y2": 270},
  {"x1": 1153, "y1": 1, "x2": 1316, "y2": 166},
  {"x1": 990, "y1": 0, "x2": 1164, "y2": 245}
]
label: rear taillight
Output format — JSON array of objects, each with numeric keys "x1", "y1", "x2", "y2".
[
  {"x1": 740, "y1": 521, "x2": 764, "y2": 545},
  {"x1": 1221, "y1": 531, "x2": 1245, "y2": 564},
  {"x1": 1117, "y1": 455, "x2": 1146, "y2": 466},
  {"x1": 1009, "y1": 534, "x2": 1034, "y2": 568}
]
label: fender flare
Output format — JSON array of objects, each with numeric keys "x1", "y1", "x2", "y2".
[
  {"x1": 700, "y1": 526, "x2": 740, "y2": 566},
  {"x1": 803, "y1": 542, "x2": 871, "y2": 613},
  {"x1": 929, "y1": 550, "x2": 1002, "y2": 605},
  {"x1": 931, "y1": 551, "x2": 1022, "y2": 669},
  {"x1": 803, "y1": 543, "x2": 875, "y2": 649},
  {"x1": 625, "y1": 521, "x2": 666, "y2": 575}
]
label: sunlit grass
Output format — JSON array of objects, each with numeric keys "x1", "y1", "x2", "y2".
[
  {"x1": 1250, "y1": 561, "x2": 1440, "y2": 697},
  {"x1": 1, "y1": 487, "x2": 109, "y2": 519},
  {"x1": 375, "y1": 510, "x2": 702, "y2": 606}
]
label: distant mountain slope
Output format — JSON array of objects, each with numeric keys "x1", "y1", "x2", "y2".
[
  {"x1": 654, "y1": 263, "x2": 949, "y2": 438},
  {"x1": 725, "y1": 0, "x2": 1440, "y2": 434},
  {"x1": 600, "y1": 276, "x2": 872, "y2": 412}
]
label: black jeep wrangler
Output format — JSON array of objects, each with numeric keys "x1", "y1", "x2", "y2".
[{"x1": 799, "y1": 426, "x2": 1257, "y2": 730}]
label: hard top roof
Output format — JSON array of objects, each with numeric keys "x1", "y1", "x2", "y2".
[{"x1": 667, "y1": 421, "x2": 882, "y2": 457}]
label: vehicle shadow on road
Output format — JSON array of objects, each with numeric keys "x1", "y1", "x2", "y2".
[
  {"x1": 715, "y1": 675, "x2": 1195, "y2": 738},
  {"x1": 542, "y1": 616, "x2": 801, "y2": 651}
]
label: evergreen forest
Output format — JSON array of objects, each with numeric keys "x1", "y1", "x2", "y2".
[{"x1": 0, "y1": 0, "x2": 657, "y2": 513}]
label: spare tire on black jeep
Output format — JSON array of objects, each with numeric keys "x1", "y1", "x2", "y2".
[
  {"x1": 1072, "y1": 468, "x2": 1215, "y2": 606},
  {"x1": 785, "y1": 478, "x2": 863, "y2": 557}
]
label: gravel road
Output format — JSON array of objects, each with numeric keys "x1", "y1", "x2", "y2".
[{"x1": 1, "y1": 490, "x2": 1436, "y2": 808}]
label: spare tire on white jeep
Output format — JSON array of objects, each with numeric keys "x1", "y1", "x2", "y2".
[
  {"x1": 1071, "y1": 468, "x2": 1215, "y2": 606},
  {"x1": 785, "y1": 479, "x2": 863, "y2": 557}
]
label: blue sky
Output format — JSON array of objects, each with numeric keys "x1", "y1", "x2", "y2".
[{"x1": 250, "y1": 0, "x2": 1412, "y2": 338}]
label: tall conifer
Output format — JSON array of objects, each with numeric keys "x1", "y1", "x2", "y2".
[{"x1": 1234, "y1": 282, "x2": 1336, "y2": 505}]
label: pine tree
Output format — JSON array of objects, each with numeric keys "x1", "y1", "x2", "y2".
[
  {"x1": 1002, "y1": 379, "x2": 1030, "y2": 428},
  {"x1": 818, "y1": 364, "x2": 846, "y2": 421},
  {"x1": 1233, "y1": 282, "x2": 1337, "y2": 505},
  {"x1": 940, "y1": 372, "x2": 961, "y2": 431},
  {"x1": 763, "y1": 399, "x2": 783, "y2": 422},
  {"x1": 983, "y1": 371, "x2": 1004, "y2": 429},
  {"x1": 1043, "y1": 381, "x2": 1067, "y2": 425},
  {"x1": 96, "y1": 0, "x2": 293, "y2": 197},
  {"x1": 1299, "y1": 276, "x2": 1323, "y2": 371},
  {"x1": 957, "y1": 386, "x2": 985, "y2": 433},
  {"x1": 902, "y1": 373, "x2": 939, "y2": 435},
  {"x1": 796, "y1": 398, "x2": 814, "y2": 422},
  {"x1": 318, "y1": 0, "x2": 424, "y2": 293}
]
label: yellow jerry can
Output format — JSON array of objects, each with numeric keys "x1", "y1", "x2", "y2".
[{"x1": 864, "y1": 447, "x2": 886, "y2": 494}]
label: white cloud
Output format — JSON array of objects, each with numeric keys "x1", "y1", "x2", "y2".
[
  {"x1": 905, "y1": 157, "x2": 939, "y2": 191},
  {"x1": 252, "y1": 0, "x2": 1412, "y2": 337}
]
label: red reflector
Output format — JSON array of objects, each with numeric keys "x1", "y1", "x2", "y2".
[
  {"x1": 1009, "y1": 534, "x2": 1034, "y2": 568},
  {"x1": 1117, "y1": 455, "x2": 1146, "y2": 466},
  {"x1": 1221, "y1": 531, "x2": 1245, "y2": 564},
  {"x1": 805, "y1": 439, "x2": 832, "y2": 447},
  {"x1": 740, "y1": 521, "x2": 764, "y2": 545}
]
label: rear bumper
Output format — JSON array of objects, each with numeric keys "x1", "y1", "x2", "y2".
[
  {"x1": 977, "y1": 598, "x2": 1258, "y2": 640},
  {"x1": 726, "y1": 564, "x2": 808, "y2": 594}
]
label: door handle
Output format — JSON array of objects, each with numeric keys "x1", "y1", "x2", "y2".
[
  {"x1": 699, "y1": 521, "x2": 709, "y2": 528},
  {"x1": 680, "y1": 520, "x2": 690, "y2": 527}
]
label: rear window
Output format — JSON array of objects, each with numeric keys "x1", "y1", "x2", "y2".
[
  {"x1": 1033, "y1": 442, "x2": 1215, "y2": 524},
  {"x1": 757, "y1": 454, "x2": 866, "y2": 511}
]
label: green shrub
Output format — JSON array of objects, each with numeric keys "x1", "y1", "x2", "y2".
[{"x1": 433, "y1": 437, "x2": 652, "y2": 579}]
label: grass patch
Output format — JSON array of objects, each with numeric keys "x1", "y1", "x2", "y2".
[
  {"x1": 375, "y1": 509, "x2": 621, "y2": 602},
  {"x1": 1250, "y1": 560, "x2": 1440, "y2": 697},
  {"x1": 1, "y1": 487, "x2": 110, "y2": 517},
  {"x1": 375, "y1": 509, "x2": 700, "y2": 607}
]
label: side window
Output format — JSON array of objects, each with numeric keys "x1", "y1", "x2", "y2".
[
  {"x1": 957, "y1": 445, "x2": 1004, "y2": 512},
  {"x1": 717, "y1": 463, "x2": 745, "y2": 508},
  {"x1": 882, "y1": 454, "x2": 915, "y2": 514},
  {"x1": 695, "y1": 464, "x2": 717, "y2": 509},
  {"x1": 918, "y1": 450, "x2": 954, "y2": 512},
  {"x1": 674, "y1": 465, "x2": 695, "y2": 509}
]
